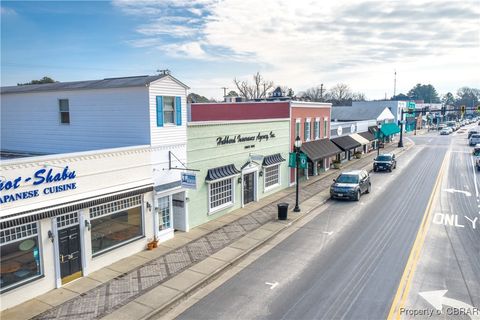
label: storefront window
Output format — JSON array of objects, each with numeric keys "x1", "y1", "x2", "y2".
[
  {"x1": 314, "y1": 121, "x2": 320, "y2": 139},
  {"x1": 264, "y1": 165, "x2": 280, "y2": 189},
  {"x1": 295, "y1": 121, "x2": 301, "y2": 139},
  {"x1": 304, "y1": 121, "x2": 311, "y2": 141},
  {"x1": 209, "y1": 178, "x2": 233, "y2": 212},
  {"x1": 0, "y1": 223, "x2": 42, "y2": 291},
  {"x1": 90, "y1": 196, "x2": 143, "y2": 255},
  {"x1": 158, "y1": 196, "x2": 171, "y2": 231}
]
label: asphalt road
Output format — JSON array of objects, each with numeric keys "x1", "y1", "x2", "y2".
[
  {"x1": 402, "y1": 126, "x2": 480, "y2": 319},
  {"x1": 174, "y1": 133, "x2": 448, "y2": 320}
]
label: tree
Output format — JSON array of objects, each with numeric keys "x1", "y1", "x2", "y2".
[
  {"x1": 407, "y1": 84, "x2": 440, "y2": 103},
  {"x1": 391, "y1": 93, "x2": 410, "y2": 101},
  {"x1": 187, "y1": 92, "x2": 210, "y2": 103},
  {"x1": 233, "y1": 72, "x2": 274, "y2": 100},
  {"x1": 304, "y1": 86, "x2": 325, "y2": 102},
  {"x1": 455, "y1": 87, "x2": 480, "y2": 108},
  {"x1": 352, "y1": 92, "x2": 366, "y2": 101},
  {"x1": 18, "y1": 76, "x2": 56, "y2": 86},
  {"x1": 441, "y1": 92, "x2": 455, "y2": 106},
  {"x1": 226, "y1": 90, "x2": 238, "y2": 97},
  {"x1": 325, "y1": 83, "x2": 353, "y2": 106}
]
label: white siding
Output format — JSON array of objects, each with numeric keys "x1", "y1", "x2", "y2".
[
  {"x1": 148, "y1": 77, "x2": 188, "y2": 146},
  {"x1": 1, "y1": 87, "x2": 150, "y2": 154}
]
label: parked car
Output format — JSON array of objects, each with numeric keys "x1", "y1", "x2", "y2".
[
  {"x1": 469, "y1": 134, "x2": 480, "y2": 146},
  {"x1": 468, "y1": 129, "x2": 479, "y2": 139},
  {"x1": 330, "y1": 170, "x2": 371, "y2": 201},
  {"x1": 438, "y1": 124, "x2": 447, "y2": 131},
  {"x1": 440, "y1": 128, "x2": 451, "y2": 135},
  {"x1": 373, "y1": 153, "x2": 397, "y2": 172},
  {"x1": 474, "y1": 145, "x2": 480, "y2": 171}
]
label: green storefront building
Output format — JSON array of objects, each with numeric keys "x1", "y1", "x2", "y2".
[{"x1": 186, "y1": 119, "x2": 290, "y2": 229}]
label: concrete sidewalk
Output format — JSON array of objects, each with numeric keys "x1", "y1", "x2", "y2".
[{"x1": 1, "y1": 140, "x2": 412, "y2": 320}]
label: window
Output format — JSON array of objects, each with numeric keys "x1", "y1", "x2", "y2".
[
  {"x1": 314, "y1": 120, "x2": 320, "y2": 139},
  {"x1": 90, "y1": 196, "x2": 143, "y2": 255},
  {"x1": 59, "y1": 99, "x2": 70, "y2": 124},
  {"x1": 209, "y1": 178, "x2": 233, "y2": 212},
  {"x1": 0, "y1": 223, "x2": 42, "y2": 292},
  {"x1": 264, "y1": 165, "x2": 280, "y2": 189},
  {"x1": 157, "y1": 196, "x2": 171, "y2": 231},
  {"x1": 324, "y1": 118, "x2": 328, "y2": 137},
  {"x1": 295, "y1": 120, "x2": 301, "y2": 139},
  {"x1": 156, "y1": 96, "x2": 182, "y2": 127},
  {"x1": 304, "y1": 121, "x2": 311, "y2": 141}
]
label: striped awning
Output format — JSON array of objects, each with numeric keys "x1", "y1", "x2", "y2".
[
  {"x1": 262, "y1": 153, "x2": 286, "y2": 166},
  {"x1": 350, "y1": 133, "x2": 370, "y2": 145},
  {"x1": 205, "y1": 164, "x2": 240, "y2": 181}
]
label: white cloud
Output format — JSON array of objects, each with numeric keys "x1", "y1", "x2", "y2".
[
  {"x1": 114, "y1": 0, "x2": 480, "y2": 99},
  {"x1": 1, "y1": 7, "x2": 17, "y2": 15}
]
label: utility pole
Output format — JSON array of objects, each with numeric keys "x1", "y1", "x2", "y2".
[
  {"x1": 393, "y1": 70, "x2": 397, "y2": 97},
  {"x1": 263, "y1": 83, "x2": 267, "y2": 100},
  {"x1": 320, "y1": 83, "x2": 324, "y2": 101},
  {"x1": 221, "y1": 87, "x2": 227, "y2": 102}
]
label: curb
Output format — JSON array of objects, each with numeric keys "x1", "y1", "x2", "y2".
[{"x1": 139, "y1": 141, "x2": 415, "y2": 319}]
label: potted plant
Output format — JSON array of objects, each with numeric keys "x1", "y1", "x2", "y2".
[
  {"x1": 354, "y1": 151, "x2": 362, "y2": 159},
  {"x1": 332, "y1": 159, "x2": 341, "y2": 169},
  {"x1": 146, "y1": 237, "x2": 159, "y2": 250}
]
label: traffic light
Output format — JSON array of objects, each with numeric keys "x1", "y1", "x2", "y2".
[
  {"x1": 477, "y1": 105, "x2": 480, "y2": 112},
  {"x1": 461, "y1": 105, "x2": 466, "y2": 114},
  {"x1": 441, "y1": 106, "x2": 446, "y2": 116}
]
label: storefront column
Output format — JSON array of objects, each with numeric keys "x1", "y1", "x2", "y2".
[{"x1": 313, "y1": 160, "x2": 318, "y2": 176}]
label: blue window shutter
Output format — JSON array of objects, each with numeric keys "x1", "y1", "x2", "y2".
[
  {"x1": 156, "y1": 96, "x2": 163, "y2": 127},
  {"x1": 175, "y1": 96, "x2": 182, "y2": 126}
]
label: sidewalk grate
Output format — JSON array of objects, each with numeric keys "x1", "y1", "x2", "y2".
[{"x1": 33, "y1": 145, "x2": 399, "y2": 320}]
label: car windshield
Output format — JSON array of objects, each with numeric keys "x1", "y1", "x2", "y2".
[
  {"x1": 377, "y1": 155, "x2": 391, "y2": 161},
  {"x1": 336, "y1": 174, "x2": 359, "y2": 184},
  {"x1": 474, "y1": 150, "x2": 480, "y2": 156},
  {"x1": 472, "y1": 135, "x2": 480, "y2": 139}
]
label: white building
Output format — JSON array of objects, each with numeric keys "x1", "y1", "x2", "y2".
[
  {"x1": 0, "y1": 74, "x2": 190, "y2": 309},
  {"x1": 351, "y1": 100, "x2": 407, "y2": 123}
]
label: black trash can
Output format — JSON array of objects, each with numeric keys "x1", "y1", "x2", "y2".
[{"x1": 277, "y1": 203, "x2": 289, "y2": 220}]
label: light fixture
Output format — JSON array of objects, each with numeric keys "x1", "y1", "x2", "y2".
[
  {"x1": 259, "y1": 171, "x2": 263, "y2": 177},
  {"x1": 238, "y1": 177, "x2": 242, "y2": 184},
  {"x1": 84, "y1": 220, "x2": 91, "y2": 231},
  {"x1": 294, "y1": 136, "x2": 302, "y2": 149},
  {"x1": 146, "y1": 201, "x2": 152, "y2": 212},
  {"x1": 48, "y1": 230, "x2": 55, "y2": 243}
]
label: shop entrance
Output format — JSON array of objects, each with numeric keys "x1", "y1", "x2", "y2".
[
  {"x1": 243, "y1": 172, "x2": 255, "y2": 205},
  {"x1": 58, "y1": 225, "x2": 82, "y2": 284}
]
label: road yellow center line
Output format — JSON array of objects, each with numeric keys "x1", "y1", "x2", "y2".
[{"x1": 387, "y1": 150, "x2": 449, "y2": 320}]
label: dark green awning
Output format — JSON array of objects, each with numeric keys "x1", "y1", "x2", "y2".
[{"x1": 379, "y1": 123, "x2": 400, "y2": 136}]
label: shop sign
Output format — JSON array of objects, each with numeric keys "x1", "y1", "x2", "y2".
[
  {"x1": 0, "y1": 166, "x2": 77, "y2": 205},
  {"x1": 181, "y1": 172, "x2": 197, "y2": 190},
  {"x1": 337, "y1": 126, "x2": 343, "y2": 136},
  {"x1": 216, "y1": 131, "x2": 276, "y2": 146},
  {"x1": 288, "y1": 153, "x2": 308, "y2": 169}
]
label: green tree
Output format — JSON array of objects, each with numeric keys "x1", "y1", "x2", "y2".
[
  {"x1": 187, "y1": 92, "x2": 211, "y2": 103},
  {"x1": 407, "y1": 84, "x2": 440, "y2": 103},
  {"x1": 226, "y1": 90, "x2": 238, "y2": 97},
  {"x1": 455, "y1": 87, "x2": 480, "y2": 108},
  {"x1": 441, "y1": 92, "x2": 455, "y2": 106},
  {"x1": 18, "y1": 76, "x2": 56, "y2": 86},
  {"x1": 391, "y1": 93, "x2": 410, "y2": 101}
]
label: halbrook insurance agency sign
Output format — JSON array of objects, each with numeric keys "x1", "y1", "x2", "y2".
[
  {"x1": 0, "y1": 166, "x2": 77, "y2": 205},
  {"x1": 216, "y1": 131, "x2": 276, "y2": 146}
]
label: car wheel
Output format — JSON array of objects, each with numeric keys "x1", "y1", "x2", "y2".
[
  {"x1": 389, "y1": 167, "x2": 392, "y2": 172},
  {"x1": 355, "y1": 190, "x2": 361, "y2": 201},
  {"x1": 373, "y1": 167, "x2": 377, "y2": 172},
  {"x1": 366, "y1": 184, "x2": 371, "y2": 194}
]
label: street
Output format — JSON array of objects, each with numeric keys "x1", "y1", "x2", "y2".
[{"x1": 161, "y1": 129, "x2": 479, "y2": 320}]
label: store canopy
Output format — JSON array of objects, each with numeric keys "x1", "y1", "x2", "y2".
[
  {"x1": 205, "y1": 164, "x2": 240, "y2": 181},
  {"x1": 301, "y1": 139, "x2": 342, "y2": 161},
  {"x1": 358, "y1": 131, "x2": 376, "y2": 141},
  {"x1": 331, "y1": 136, "x2": 361, "y2": 151},
  {"x1": 380, "y1": 123, "x2": 401, "y2": 136},
  {"x1": 262, "y1": 153, "x2": 286, "y2": 166},
  {"x1": 349, "y1": 133, "x2": 370, "y2": 145}
]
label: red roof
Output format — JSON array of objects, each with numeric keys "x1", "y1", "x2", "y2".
[{"x1": 191, "y1": 102, "x2": 290, "y2": 121}]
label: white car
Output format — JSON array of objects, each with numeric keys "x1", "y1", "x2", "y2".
[
  {"x1": 469, "y1": 134, "x2": 480, "y2": 146},
  {"x1": 440, "y1": 128, "x2": 451, "y2": 135}
]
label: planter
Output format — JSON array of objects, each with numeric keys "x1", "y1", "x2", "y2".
[
  {"x1": 147, "y1": 242, "x2": 155, "y2": 250},
  {"x1": 333, "y1": 162, "x2": 341, "y2": 169},
  {"x1": 354, "y1": 153, "x2": 362, "y2": 159}
]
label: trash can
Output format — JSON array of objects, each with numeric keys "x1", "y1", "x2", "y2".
[{"x1": 277, "y1": 203, "x2": 289, "y2": 220}]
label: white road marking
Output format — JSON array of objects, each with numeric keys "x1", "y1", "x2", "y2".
[
  {"x1": 419, "y1": 290, "x2": 480, "y2": 320},
  {"x1": 471, "y1": 156, "x2": 479, "y2": 199},
  {"x1": 265, "y1": 281, "x2": 279, "y2": 289},
  {"x1": 433, "y1": 213, "x2": 465, "y2": 228},
  {"x1": 443, "y1": 188, "x2": 472, "y2": 197}
]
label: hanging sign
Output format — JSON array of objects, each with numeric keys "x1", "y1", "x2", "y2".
[
  {"x1": 288, "y1": 153, "x2": 308, "y2": 169},
  {"x1": 181, "y1": 172, "x2": 197, "y2": 190}
]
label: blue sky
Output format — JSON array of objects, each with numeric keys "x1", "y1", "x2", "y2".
[{"x1": 1, "y1": 0, "x2": 479, "y2": 100}]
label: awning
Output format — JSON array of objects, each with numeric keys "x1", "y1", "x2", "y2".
[
  {"x1": 262, "y1": 153, "x2": 286, "y2": 166},
  {"x1": 205, "y1": 164, "x2": 240, "y2": 181},
  {"x1": 349, "y1": 133, "x2": 370, "y2": 145},
  {"x1": 331, "y1": 136, "x2": 361, "y2": 151},
  {"x1": 301, "y1": 139, "x2": 342, "y2": 161},
  {"x1": 358, "y1": 131, "x2": 376, "y2": 141},
  {"x1": 380, "y1": 123, "x2": 401, "y2": 136}
]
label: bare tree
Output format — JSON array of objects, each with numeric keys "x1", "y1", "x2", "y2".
[
  {"x1": 326, "y1": 83, "x2": 353, "y2": 102},
  {"x1": 304, "y1": 86, "x2": 325, "y2": 102},
  {"x1": 233, "y1": 72, "x2": 274, "y2": 100},
  {"x1": 352, "y1": 92, "x2": 367, "y2": 101}
]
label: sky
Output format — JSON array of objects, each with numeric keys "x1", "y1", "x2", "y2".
[{"x1": 1, "y1": 0, "x2": 479, "y2": 100}]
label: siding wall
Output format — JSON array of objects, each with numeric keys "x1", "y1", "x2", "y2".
[{"x1": 1, "y1": 87, "x2": 150, "y2": 154}]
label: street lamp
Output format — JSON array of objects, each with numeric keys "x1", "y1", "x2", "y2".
[
  {"x1": 377, "y1": 124, "x2": 382, "y2": 156},
  {"x1": 294, "y1": 136, "x2": 302, "y2": 212}
]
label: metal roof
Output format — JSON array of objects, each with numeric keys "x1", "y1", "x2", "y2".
[
  {"x1": 205, "y1": 164, "x2": 240, "y2": 181},
  {"x1": 1, "y1": 74, "x2": 189, "y2": 94},
  {"x1": 262, "y1": 153, "x2": 286, "y2": 166},
  {"x1": 301, "y1": 139, "x2": 342, "y2": 161},
  {"x1": 331, "y1": 105, "x2": 394, "y2": 121},
  {"x1": 331, "y1": 135, "x2": 362, "y2": 151}
]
